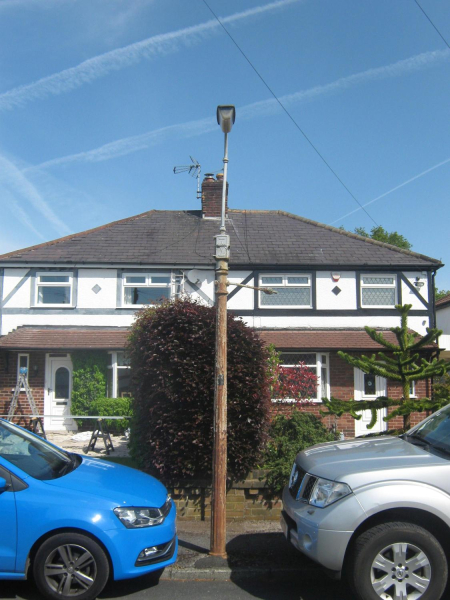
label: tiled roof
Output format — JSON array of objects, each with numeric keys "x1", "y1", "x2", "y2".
[
  {"x1": 258, "y1": 329, "x2": 437, "y2": 350},
  {"x1": 436, "y1": 293, "x2": 450, "y2": 309},
  {"x1": 0, "y1": 327, "x2": 129, "y2": 350},
  {"x1": 0, "y1": 326, "x2": 435, "y2": 351},
  {"x1": 0, "y1": 209, "x2": 441, "y2": 268}
]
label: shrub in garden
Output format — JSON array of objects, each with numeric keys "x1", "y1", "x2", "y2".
[
  {"x1": 263, "y1": 410, "x2": 338, "y2": 492},
  {"x1": 89, "y1": 397, "x2": 133, "y2": 434},
  {"x1": 71, "y1": 352, "x2": 108, "y2": 428},
  {"x1": 127, "y1": 298, "x2": 271, "y2": 480}
]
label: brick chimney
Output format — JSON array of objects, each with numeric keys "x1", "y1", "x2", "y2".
[{"x1": 201, "y1": 173, "x2": 228, "y2": 218}]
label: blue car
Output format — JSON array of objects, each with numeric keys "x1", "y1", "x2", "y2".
[{"x1": 0, "y1": 418, "x2": 177, "y2": 600}]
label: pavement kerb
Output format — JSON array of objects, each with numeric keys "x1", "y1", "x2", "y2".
[{"x1": 161, "y1": 565, "x2": 320, "y2": 582}]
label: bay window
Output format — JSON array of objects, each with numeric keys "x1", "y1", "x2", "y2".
[{"x1": 278, "y1": 352, "x2": 329, "y2": 402}]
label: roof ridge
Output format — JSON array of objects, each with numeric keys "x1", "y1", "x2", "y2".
[
  {"x1": 231, "y1": 209, "x2": 442, "y2": 265},
  {"x1": 0, "y1": 210, "x2": 157, "y2": 260}
]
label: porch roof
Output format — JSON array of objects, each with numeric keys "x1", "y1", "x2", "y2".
[
  {"x1": 257, "y1": 329, "x2": 436, "y2": 351},
  {"x1": 0, "y1": 326, "x2": 436, "y2": 352},
  {"x1": 0, "y1": 327, "x2": 129, "y2": 350}
]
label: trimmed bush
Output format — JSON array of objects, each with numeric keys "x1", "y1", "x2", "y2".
[
  {"x1": 263, "y1": 410, "x2": 338, "y2": 492},
  {"x1": 127, "y1": 298, "x2": 271, "y2": 480},
  {"x1": 89, "y1": 397, "x2": 132, "y2": 434}
]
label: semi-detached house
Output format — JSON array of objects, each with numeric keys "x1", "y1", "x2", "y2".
[{"x1": 0, "y1": 174, "x2": 443, "y2": 437}]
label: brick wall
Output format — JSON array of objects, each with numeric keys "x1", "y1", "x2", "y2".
[
  {"x1": 0, "y1": 351, "x2": 46, "y2": 423},
  {"x1": 169, "y1": 470, "x2": 282, "y2": 521},
  {"x1": 269, "y1": 351, "x2": 433, "y2": 438}
]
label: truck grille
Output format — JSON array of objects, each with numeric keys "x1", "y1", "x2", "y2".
[{"x1": 289, "y1": 465, "x2": 317, "y2": 502}]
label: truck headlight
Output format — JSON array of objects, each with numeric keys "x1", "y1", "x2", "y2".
[{"x1": 309, "y1": 478, "x2": 352, "y2": 508}]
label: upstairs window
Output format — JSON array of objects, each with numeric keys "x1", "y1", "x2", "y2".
[
  {"x1": 123, "y1": 273, "x2": 171, "y2": 306},
  {"x1": 360, "y1": 274, "x2": 396, "y2": 307},
  {"x1": 36, "y1": 273, "x2": 72, "y2": 305},
  {"x1": 259, "y1": 274, "x2": 311, "y2": 308}
]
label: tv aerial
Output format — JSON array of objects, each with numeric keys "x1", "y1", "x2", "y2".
[{"x1": 173, "y1": 156, "x2": 201, "y2": 199}]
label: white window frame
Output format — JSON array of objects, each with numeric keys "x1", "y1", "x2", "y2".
[
  {"x1": 17, "y1": 353, "x2": 29, "y2": 388},
  {"x1": 35, "y1": 272, "x2": 73, "y2": 307},
  {"x1": 107, "y1": 352, "x2": 131, "y2": 398},
  {"x1": 122, "y1": 272, "x2": 172, "y2": 307},
  {"x1": 360, "y1": 273, "x2": 397, "y2": 308},
  {"x1": 274, "y1": 352, "x2": 330, "y2": 403},
  {"x1": 259, "y1": 273, "x2": 312, "y2": 309}
]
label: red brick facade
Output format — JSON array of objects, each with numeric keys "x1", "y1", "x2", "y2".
[
  {"x1": 0, "y1": 349, "x2": 432, "y2": 437},
  {"x1": 270, "y1": 351, "x2": 430, "y2": 438},
  {"x1": 0, "y1": 351, "x2": 45, "y2": 424}
]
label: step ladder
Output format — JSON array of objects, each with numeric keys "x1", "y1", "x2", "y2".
[{"x1": 8, "y1": 367, "x2": 46, "y2": 438}]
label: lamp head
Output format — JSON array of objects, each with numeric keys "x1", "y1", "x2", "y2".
[{"x1": 216, "y1": 105, "x2": 236, "y2": 133}]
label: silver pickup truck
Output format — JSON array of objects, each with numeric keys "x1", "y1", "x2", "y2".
[{"x1": 281, "y1": 404, "x2": 450, "y2": 600}]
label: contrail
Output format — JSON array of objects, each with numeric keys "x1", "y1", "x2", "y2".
[
  {"x1": 0, "y1": 154, "x2": 71, "y2": 234},
  {"x1": 0, "y1": 0, "x2": 300, "y2": 111},
  {"x1": 239, "y1": 48, "x2": 450, "y2": 118},
  {"x1": 29, "y1": 48, "x2": 450, "y2": 171},
  {"x1": 329, "y1": 156, "x2": 450, "y2": 225}
]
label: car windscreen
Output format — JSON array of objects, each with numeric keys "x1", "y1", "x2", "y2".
[
  {"x1": 0, "y1": 420, "x2": 78, "y2": 480},
  {"x1": 407, "y1": 404, "x2": 450, "y2": 455}
]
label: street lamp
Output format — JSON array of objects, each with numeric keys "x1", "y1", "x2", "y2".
[{"x1": 210, "y1": 105, "x2": 235, "y2": 559}]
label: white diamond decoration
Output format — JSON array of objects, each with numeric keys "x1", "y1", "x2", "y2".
[{"x1": 92, "y1": 284, "x2": 101, "y2": 294}]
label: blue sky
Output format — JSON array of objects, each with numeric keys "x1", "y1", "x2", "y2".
[{"x1": 0, "y1": 0, "x2": 449, "y2": 289}]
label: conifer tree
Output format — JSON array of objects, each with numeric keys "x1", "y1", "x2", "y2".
[{"x1": 338, "y1": 304, "x2": 448, "y2": 429}]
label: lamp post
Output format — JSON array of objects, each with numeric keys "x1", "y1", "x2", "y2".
[{"x1": 210, "y1": 105, "x2": 235, "y2": 559}]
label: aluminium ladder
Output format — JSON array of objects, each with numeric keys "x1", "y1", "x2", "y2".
[{"x1": 7, "y1": 368, "x2": 46, "y2": 438}]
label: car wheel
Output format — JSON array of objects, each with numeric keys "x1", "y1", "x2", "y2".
[
  {"x1": 348, "y1": 521, "x2": 448, "y2": 600},
  {"x1": 33, "y1": 533, "x2": 110, "y2": 600}
]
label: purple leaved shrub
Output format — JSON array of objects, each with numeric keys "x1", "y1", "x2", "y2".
[{"x1": 127, "y1": 298, "x2": 270, "y2": 480}]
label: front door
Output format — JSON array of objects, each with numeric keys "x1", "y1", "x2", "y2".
[
  {"x1": 354, "y1": 368, "x2": 387, "y2": 436},
  {"x1": 45, "y1": 355, "x2": 75, "y2": 431}
]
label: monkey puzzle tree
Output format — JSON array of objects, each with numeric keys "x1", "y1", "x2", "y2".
[{"x1": 337, "y1": 304, "x2": 448, "y2": 429}]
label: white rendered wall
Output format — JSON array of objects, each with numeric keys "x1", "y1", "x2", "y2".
[
  {"x1": 77, "y1": 269, "x2": 117, "y2": 309},
  {"x1": 240, "y1": 314, "x2": 429, "y2": 335},
  {"x1": 227, "y1": 271, "x2": 254, "y2": 310},
  {"x1": 316, "y1": 272, "x2": 356, "y2": 310},
  {"x1": 2, "y1": 268, "x2": 31, "y2": 308},
  {"x1": 401, "y1": 271, "x2": 429, "y2": 309},
  {"x1": 437, "y1": 304, "x2": 450, "y2": 358}
]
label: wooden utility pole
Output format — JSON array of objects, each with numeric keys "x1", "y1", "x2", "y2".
[{"x1": 210, "y1": 105, "x2": 235, "y2": 559}]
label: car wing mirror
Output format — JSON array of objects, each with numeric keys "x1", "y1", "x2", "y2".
[{"x1": 0, "y1": 477, "x2": 10, "y2": 493}]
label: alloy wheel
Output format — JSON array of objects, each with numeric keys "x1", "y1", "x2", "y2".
[
  {"x1": 43, "y1": 543, "x2": 98, "y2": 597},
  {"x1": 370, "y1": 541, "x2": 431, "y2": 600}
]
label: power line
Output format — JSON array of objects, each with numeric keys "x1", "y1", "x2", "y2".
[
  {"x1": 414, "y1": 0, "x2": 450, "y2": 49},
  {"x1": 200, "y1": 0, "x2": 378, "y2": 226}
]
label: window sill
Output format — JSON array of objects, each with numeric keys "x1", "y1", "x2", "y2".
[
  {"x1": 259, "y1": 306, "x2": 313, "y2": 310},
  {"x1": 360, "y1": 305, "x2": 396, "y2": 309},
  {"x1": 31, "y1": 305, "x2": 75, "y2": 309}
]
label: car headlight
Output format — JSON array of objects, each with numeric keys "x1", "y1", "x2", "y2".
[
  {"x1": 114, "y1": 496, "x2": 172, "y2": 528},
  {"x1": 309, "y1": 478, "x2": 352, "y2": 508}
]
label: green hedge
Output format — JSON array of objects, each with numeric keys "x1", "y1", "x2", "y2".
[
  {"x1": 263, "y1": 410, "x2": 338, "y2": 492},
  {"x1": 88, "y1": 397, "x2": 133, "y2": 434}
]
